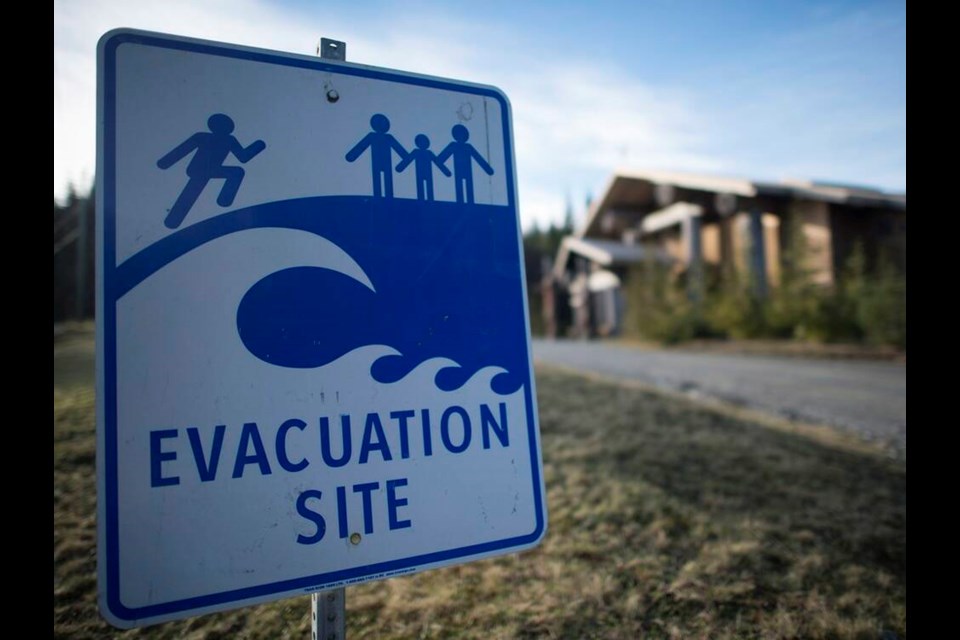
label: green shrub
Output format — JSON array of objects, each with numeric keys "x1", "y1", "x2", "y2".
[
  {"x1": 622, "y1": 236, "x2": 905, "y2": 349},
  {"x1": 848, "y1": 245, "x2": 906, "y2": 348},
  {"x1": 704, "y1": 275, "x2": 768, "y2": 339},
  {"x1": 624, "y1": 256, "x2": 712, "y2": 344}
]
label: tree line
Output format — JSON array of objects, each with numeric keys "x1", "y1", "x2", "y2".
[{"x1": 53, "y1": 186, "x2": 95, "y2": 322}]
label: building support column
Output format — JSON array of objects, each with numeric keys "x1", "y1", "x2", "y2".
[
  {"x1": 684, "y1": 214, "x2": 704, "y2": 304},
  {"x1": 749, "y1": 207, "x2": 768, "y2": 298}
]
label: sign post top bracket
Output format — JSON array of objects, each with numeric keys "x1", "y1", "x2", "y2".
[{"x1": 318, "y1": 38, "x2": 346, "y2": 61}]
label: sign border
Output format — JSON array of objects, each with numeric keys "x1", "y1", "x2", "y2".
[{"x1": 96, "y1": 28, "x2": 546, "y2": 627}]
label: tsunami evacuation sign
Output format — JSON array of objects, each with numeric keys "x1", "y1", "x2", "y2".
[{"x1": 95, "y1": 29, "x2": 546, "y2": 628}]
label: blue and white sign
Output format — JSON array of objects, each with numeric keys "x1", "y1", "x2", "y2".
[{"x1": 96, "y1": 29, "x2": 546, "y2": 628}]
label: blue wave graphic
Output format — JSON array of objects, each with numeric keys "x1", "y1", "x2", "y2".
[{"x1": 115, "y1": 196, "x2": 529, "y2": 394}]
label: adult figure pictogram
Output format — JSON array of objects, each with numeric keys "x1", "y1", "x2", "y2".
[
  {"x1": 436, "y1": 124, "x2": 494, "y2": 204},
  {"x1": 345, "y1": 113, "x2": 409, "y2": 198}
]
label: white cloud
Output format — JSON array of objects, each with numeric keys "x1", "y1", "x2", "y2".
[
  {"x1": 54, "y1": 0, "x2": 721, "y2": 229},
  {"x1": 54, "y1": 0, "x2": 327, "y2": 200}
]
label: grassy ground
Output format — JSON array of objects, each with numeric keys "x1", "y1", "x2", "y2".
[{"x1": 54, "y1": 326, "x2": 905, "y2": 639}]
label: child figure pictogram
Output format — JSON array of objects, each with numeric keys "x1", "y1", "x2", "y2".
[
  {"x1": 157, "y1": 113, "x2": 266, "y2": 229},
  {"x1": 395, "y1": 134, "x2": 452, "y2": 201}
]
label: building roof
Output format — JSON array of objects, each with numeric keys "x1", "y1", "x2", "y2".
[
  {"x1": 553, "y1": 236, "x2": 670, "y2": 279},
  {"x1": 579, "y1": 169, "x2": 906, "y2": 239},
  {"x1": 615, "y1": 169, "x2": 761, "y2": 197}
]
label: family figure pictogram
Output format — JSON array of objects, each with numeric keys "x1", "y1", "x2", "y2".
[{"x1": 346, "y1": 114, "x2": 494, "y2": 203}]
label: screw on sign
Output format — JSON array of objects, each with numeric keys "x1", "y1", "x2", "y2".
[{"x1": 96, "y1": 29, "x2": 546, "y2": 630}]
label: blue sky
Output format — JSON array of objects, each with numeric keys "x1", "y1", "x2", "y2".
[{"x1": 54, "y1": 0, "x2": 905, "y2": 229}]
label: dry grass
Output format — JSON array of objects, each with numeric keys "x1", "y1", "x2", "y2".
[{"x1": 54, "y1": 326, "x2": 905, "y2": 638}]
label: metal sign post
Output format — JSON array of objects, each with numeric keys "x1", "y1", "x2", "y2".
[
  {"x1": 311, "y1": 587, "x2": 345, "y2": 640},
  {"x1": 311, "y1": 38, "x2": 348, "y2": 640}
]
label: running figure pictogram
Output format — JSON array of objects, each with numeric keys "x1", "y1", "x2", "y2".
[{"x1": 157, "y1": 113, "x2": 266, "y2": 229}]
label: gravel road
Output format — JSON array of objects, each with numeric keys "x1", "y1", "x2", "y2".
[{"x1": 532, "y1": 339, "x2": 906, "y2": 452}]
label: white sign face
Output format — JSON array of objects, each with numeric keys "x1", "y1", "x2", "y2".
[{"x1": 96, "y1": 29, "x2": 546, "y2": 628}]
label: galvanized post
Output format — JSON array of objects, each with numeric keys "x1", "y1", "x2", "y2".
[
  {"x1": 312, "y1": 588, "x2": 346, "y2": 640},
  {"x1": 310, "y1": 37, "x2": 348, "y2": 640}
]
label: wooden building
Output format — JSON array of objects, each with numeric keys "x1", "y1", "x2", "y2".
[{"x1": 548, "y1": 170, "x2": 906, "y2": 338}]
